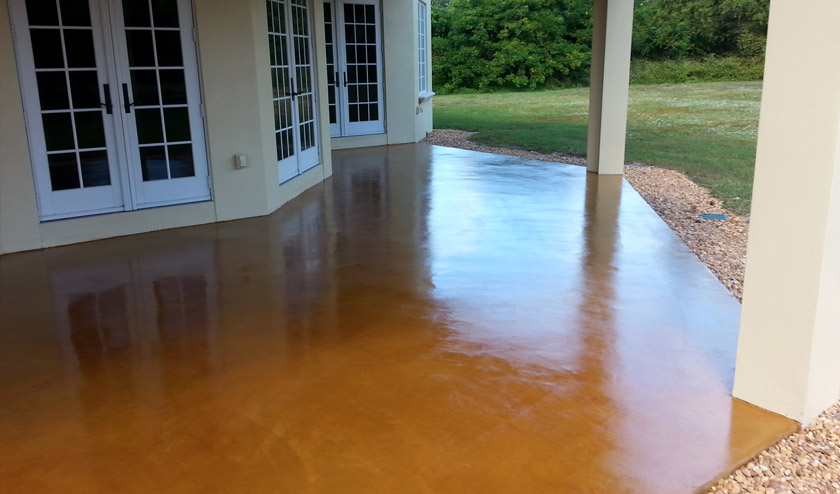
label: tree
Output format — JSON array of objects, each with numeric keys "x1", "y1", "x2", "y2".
[
  {"x1": 631, "y1": 0, "x2": 769, "y2": 59},
  {"x1": 432, "y1": 0, "x2": 770, "y2": 91},
  {"x1": 432, "y1": 0, "x2": 592, "y2": 91}
]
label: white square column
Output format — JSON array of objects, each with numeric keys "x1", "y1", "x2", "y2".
[
  {"x1": 587, "y1": 0, "x2": 634, "y2": 175},
  {"x1": 734, "y1": 0, "x2": 840, "y2": 424}
]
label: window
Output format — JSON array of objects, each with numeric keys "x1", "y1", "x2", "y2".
[{"x1": 418, "y1": 1, "x2": 427, "y2": 95}]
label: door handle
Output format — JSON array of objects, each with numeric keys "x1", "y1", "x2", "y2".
[
  {"x1": 121, "y1": 83, "x2": 134, "y2": 113},
  {"x1": 343, "y1": 72, "x2": 347, "y2": 87},
  {"x1": 102, "y1": 84, "x2": 113, "y2": 114},
  {"x1": 289, "y1": 78, "x2": 297, "y2": 98}
]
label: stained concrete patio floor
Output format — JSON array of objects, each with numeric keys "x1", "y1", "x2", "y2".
[{"x1": 0, "y1": 144, "x2": 795, "y2": 493}]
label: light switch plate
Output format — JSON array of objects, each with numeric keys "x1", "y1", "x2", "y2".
[{"x1": 234, "y1": 153, "x2": 247, "y2": 169}]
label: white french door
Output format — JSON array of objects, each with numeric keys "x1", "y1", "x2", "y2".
[
  {"x1": 324, "y1": 0, "x2": 385, "y2": 137},
  {"x1": 267, "y1": 0, "x2": 320, "y2": 184},
  {"x1": 9, "y1": 0, "x2": 209, "y2": 221}
]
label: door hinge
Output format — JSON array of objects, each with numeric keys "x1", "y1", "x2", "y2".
[
  {"x1": 200, "y1": 103, "x2": 206, "y2": 118},
  {"x1": 207, "y1": 175, "x2": 212, "y2": 188},
  {"x1": 192, "y1": 27, "x2": 197, "y2": 43},
  {"x1": 10, "y1": 24, "x2": 16, "y2": 42}
]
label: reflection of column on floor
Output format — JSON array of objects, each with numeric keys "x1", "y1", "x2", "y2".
[
  {"x1": 332, "y1": 150, "x2": 390, "y2": 337},
  {"x1": 385, "y1": 145, "x2": 433, "y2": 294},
  {"x1": 575, "y1": 173, "x2": 623, "y2": 479},
  {"x1": 325, "y1": 146, "x2": 435, "y2": 339}
]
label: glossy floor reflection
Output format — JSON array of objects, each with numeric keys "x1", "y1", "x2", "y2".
[{"x1": 0, "y1": 145, "x2": 794, "y2": 493}]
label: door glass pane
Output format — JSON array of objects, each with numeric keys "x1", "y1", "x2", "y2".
[
  {"x1": 74, "y1": 111, "x2": 106, "y2": 148},
  {"x1": 30, "y1": 29, "x2": 65, "y2": 68},
  {"x1": 125, "y1": 30, "x2": 155, "y2": 66},
  {"x1": 60, "y1": 0, "x2": 92, "y2": 26},
  {"x1": 130, "y1": 69, "x2": 160, "y2": 105},
  {"x1": 135, "y1": 109, "x2": 164, "y2": 143},
  {"x1": 69, "y1": 71, "x2": 101, "y2": 108},
  {"x1": 122, "y1": 0, "x2": 151, "y2": 27},
  {"x1": 37, "y1": 72, "x2": 70, "y2": 110},
  {"x1": 64, "y1": 30, "x2": 96, "y2": 67},
  {"x1": 48, "y1": 153, "x2": 81, "y2": 190},
  {"x1": 140, "y1": 146, "x2": 168, "y2": 181},
  {"x1": 26, "y1": 0, "x2": 59, "y2": 26},
  {"x1": 43, "y1": 113, "x2": 75, "y2": 151},
  {"x1": 167, "y1": 144, "x2": 194, "y2": 178},
  {"x1": 158, "y1": 70, "x2": 187, "y2": 104},
  {"x1": 163, "y1": 107, "x2": 190, "y2": 142},
  {"x1": 151, "y1": 0, "x2": 180, "y2": 28},
  {"x1": 155, "y1": 31, "x2": 183, "y2": 66},
  {"x1": 79, "y1": 150, "x2": 111, "y2": 187}
]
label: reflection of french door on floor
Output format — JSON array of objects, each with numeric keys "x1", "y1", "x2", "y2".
[
  {"x1": 267, "y1": 0, "x2": 321, "y2": 184},
  {"x1": 324, "y1": 0, "x2": 385, "y2": 137},
  {"x1": 9, "y1": 0, "x2": 209, "y2": 221}
]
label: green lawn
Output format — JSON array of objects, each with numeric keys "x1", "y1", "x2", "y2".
[{"x1": 433, "y1": 81, "x2": 762, "y2": 215}]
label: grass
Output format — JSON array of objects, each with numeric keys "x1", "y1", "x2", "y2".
[{"x1": 433, "y1": 81, "x2": 762, "y2": 215}]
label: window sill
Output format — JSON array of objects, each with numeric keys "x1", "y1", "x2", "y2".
[{"x1": 418, "y1": 91, "x2": 435, "y2": 104}]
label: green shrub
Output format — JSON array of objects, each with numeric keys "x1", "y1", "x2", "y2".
[
  {"x1": 630, "y1": 56, "x2": 765, "y2": 85},
  {"x1": 736, "y1": 32, "x2": 766, "y2": 58}
]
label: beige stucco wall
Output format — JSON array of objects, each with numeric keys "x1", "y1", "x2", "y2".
[
  {"x1": 733, "y1": 0, "x2": 840, "y2": 424},
  {"x1": 0, "y1": 0, "x2": 42, "y2": 254},
  {"x1": 195, "y1": 0, "x2": 274, "y2": 222}
]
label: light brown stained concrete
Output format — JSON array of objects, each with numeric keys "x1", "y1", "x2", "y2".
[{"x1": 0, "y1": 144, "x2": 795, "y2": 493}]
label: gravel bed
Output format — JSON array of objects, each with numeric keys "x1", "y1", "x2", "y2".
[
  {"x1": 424, "y1": 129, "x2": 840, "y2": 493},
  {"x1": 708, "y1": 403, "x2": 840, "y2": 494}
]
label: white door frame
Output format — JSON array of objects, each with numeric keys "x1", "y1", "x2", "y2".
[
  {"x1": 9, "y1": 0, "x2": 126, "y2": 220},
  {"x1": 324, "y1": 0, "x2": 385, "y2": 137},
  {"x1": 8, "y1": 0, "x2": 210, "y2": 220},
  {"x1": 268, "y1": 0, "x2": 321, "y2": 184},
  {"x1": 106, "y1": 0, "x2": 210, "y2": 208}
]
